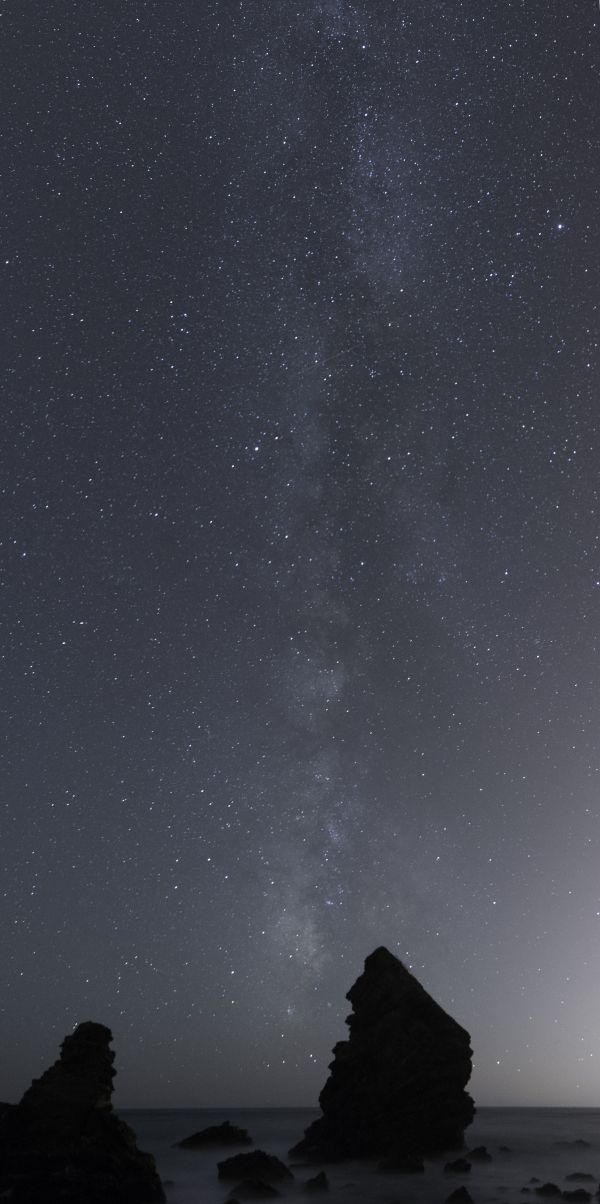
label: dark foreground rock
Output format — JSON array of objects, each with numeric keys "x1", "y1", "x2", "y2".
[
  {"x1": 0, "y1": 1021, "x2": 165, "y2": 1204},
  {"x1": 535, "y1": 1185, "x2": 562, "y2": 1197},
  {"x1": 445, "y1": 1158, "x2": 472, "y2": 1173},
  {"x1": 468, "y1": 1145, "x2": 492, "y2": 1161},
  {"x1": 175, "y1": 1120, "x2": 252, "y2": 1148},
  {"x1": 302, "y1": 1170, "x2": 329, "y2": 1192},
  {"x1": 289, "y1": 946, "x2": 474, "y2": 1160},
  {"x1": 218, "y1": 1150, "x2": 293, "y2": 1182},
  {"x1": 445, "y1": 1189, "x2": 474, "y2": 1204}
]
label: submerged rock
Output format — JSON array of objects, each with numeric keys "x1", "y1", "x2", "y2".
[
  {"x1": 302, "y1": 1170, "x2": 329, "y2": 1192},
  {"x1": 535, "y1": 1185, "x2": 562, "y2": 1197},
  {"x1": 218, "y1": 1150, "x2": 293, "y2": 1182},
  {"x1": 445, "y1": 1158, "x2": 472, "y2": 1173},
  {"x1": 468, "y1": 1145, "x2": 492, "y2": 1161},
  {"x1": 0, "y1": 1021, "x2": 165, "y2": 1203},
  {"x1": 290, "y1": 946, "x2": 474, "y2": 1159},
  {"x1": 445, "y1": 1190, "x2": 474, "y2": 1204},
  {"x1": 175, "y1": 1120, "x2": 252, "y2": 1148}
]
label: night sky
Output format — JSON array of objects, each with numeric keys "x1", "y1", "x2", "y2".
[{"x1": 3, "y1": 0, "x2": 600, "y2": 1109}]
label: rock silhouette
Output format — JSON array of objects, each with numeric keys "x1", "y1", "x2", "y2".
[
  {"x1": 446, "y1": 1190, "x2": 475, "y2": 1204},
  {"x1": 0, "y1": 1021, "x2": 165, "y2": 1203},
  {"x1": 218, "y1": 1150, "x2": 294, "y2": 1182},
  {"x1": 290, "y1": 946, "x2": 474, "y2": 1159},
  {"x1": 176, "y1": 1120, "x2": 253, "y2": 1148},
  {"x1": 302, "y1": 1170, "x2": 330, "y2": 1192},
  {"x1": 445, "y1": 1157, "x2": 472, "y2": 1173}
]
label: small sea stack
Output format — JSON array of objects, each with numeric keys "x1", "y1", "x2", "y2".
[
  {"x1": 175, "y1": 1119, "x2": 253, "y2": 1148},
  {"x1": 0, "y1": 1021, "x2": 165, "y2": 1203},
  {"x1": 290, "y1": 946, "x2": 474, "y2": 1160},
  {"x1": 218, "y1": 1150, "x2": 294, "y2": 1183}
]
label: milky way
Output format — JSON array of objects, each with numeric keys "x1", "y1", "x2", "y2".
[{"x1": 3, "y1": 1, "x2": 600, "y2": 1106}]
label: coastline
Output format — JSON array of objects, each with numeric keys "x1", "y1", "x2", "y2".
[{"x1": 120, "y1": 1106, "x2": 600, "y2": 1204}]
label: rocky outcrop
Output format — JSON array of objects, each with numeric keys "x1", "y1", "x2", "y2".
[
  {"x1": 218, "y1": 1150, "x2": 294, "y2": 1182},
  {"x1": 0, "y1": 1021, "x2": 165, "y2": 1203},
  {"x1": 445, "y1": 1157, "x2": 471, "y2": 1173},
  {"x1": 446, "y1": 1189, "x2": 474, "y2": 1204},
  {"x1": 302, "y1": 1170, "x2": 329, "y2": 1192},
  {"x1": 467, "y1": 1145, "x2": 492, "y2": 1162},
  {"x1": 176, "y1": 1120, "x2": 253, "y2": 1148},
  {"x1": 290, "y1": 946, "x2": 474, "y2": 1160}
]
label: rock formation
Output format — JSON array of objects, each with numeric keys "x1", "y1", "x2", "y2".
[
  {"x1": 218, "y1": 1150, "x2": 294, "y2": 1182},
  {"x1": 176, "y1": 1120, "x2": 253, "y2": 1148},
  {"x1": 446, "y1": 1189, "x2": 474, "y2": 1204},
  {"x1": 0, "y1": 1021, "x2": 165, "y2": 1203},
  {"x1": 445, "y1": 1157, "x2": 471, "y2": 1173},
  {"x1": 290, "y1": 946, "x2": 474, "y2": 1160},
  {"x1": 302, "y1": 1169, "x2": 329, "y2": 1192},
  {"x1": 468, "y1": 1145, "x2": 492, "y2": 1161}
]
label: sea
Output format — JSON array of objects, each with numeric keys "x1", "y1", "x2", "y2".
[{"x1": 120, "y1": 1107, "x2": 600, "y2": 1204}]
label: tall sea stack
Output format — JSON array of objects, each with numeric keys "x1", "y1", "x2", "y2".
[
  {"x1": 291, "y1": 946, "x2": 474, "y2": 1160},
  {"x1": 0, "y1": 1021, "x2": 165, "y2": 1203}
]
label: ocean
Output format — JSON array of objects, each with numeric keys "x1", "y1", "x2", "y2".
[{"x1": 120, "y1": 1107, "x2": 600, "y2": 1204}]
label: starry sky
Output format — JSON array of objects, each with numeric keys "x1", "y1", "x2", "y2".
[{"x1": 3, "y1": 0, "x2": 600, "y2": 1109}]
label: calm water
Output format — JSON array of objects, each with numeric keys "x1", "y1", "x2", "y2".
[{"x1": 120, "y1": 1107, "x2": 600, "y2": 1204}]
